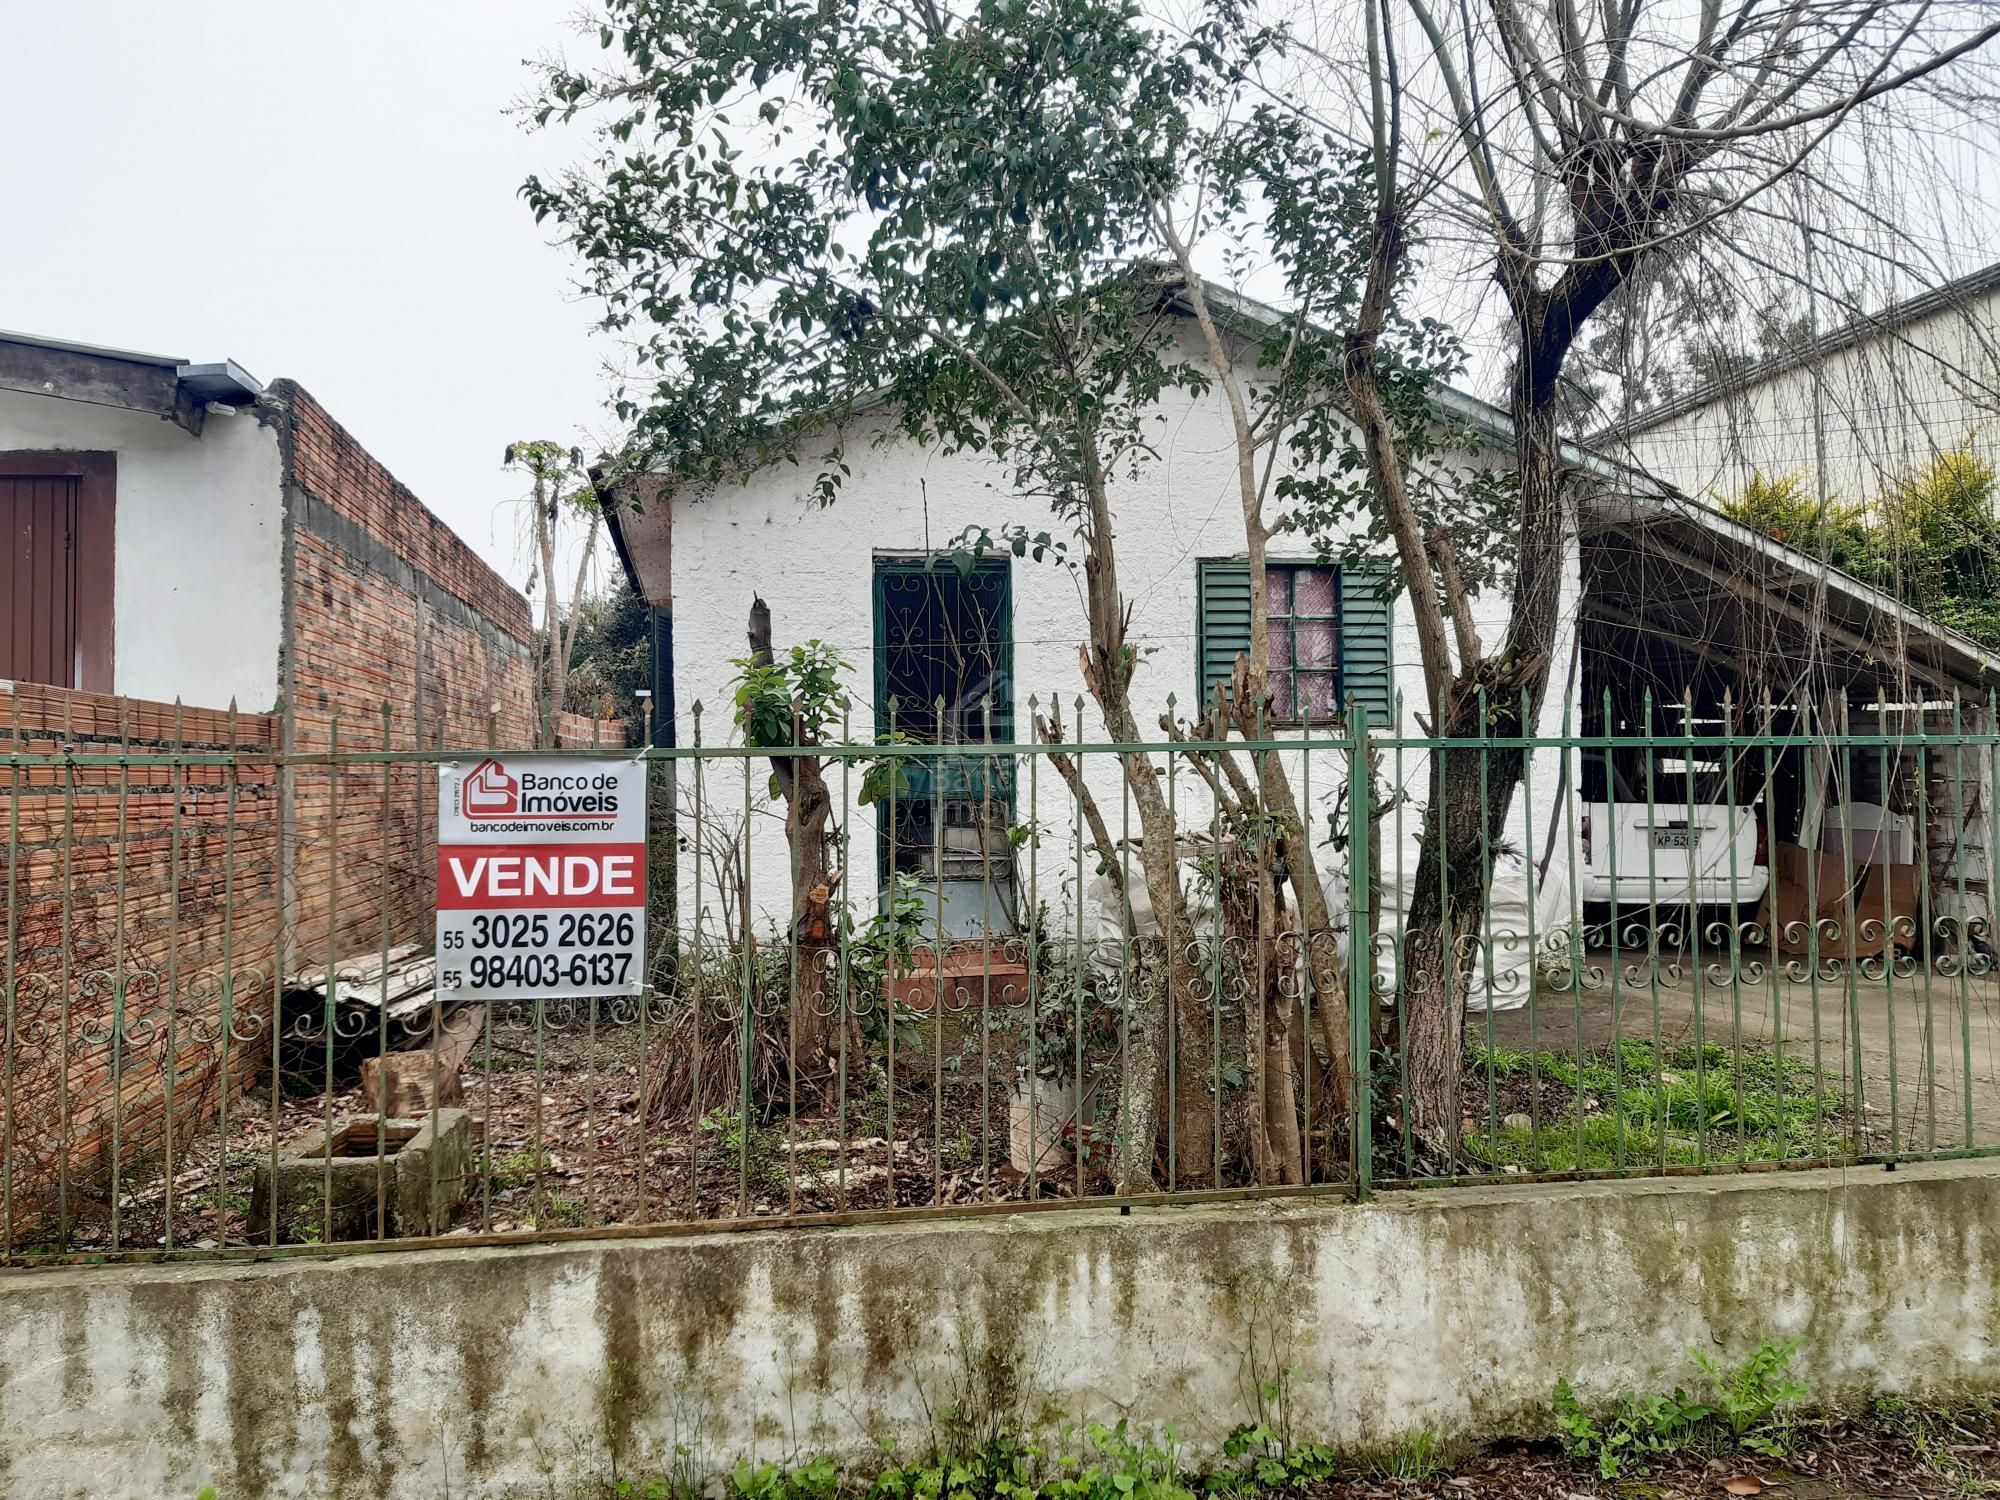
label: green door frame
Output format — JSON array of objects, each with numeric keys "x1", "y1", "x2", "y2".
[
  {"x1": 870, "y1": 554, "x2": 1017, "y2": 787},
  {"x1": 870, "y1": 555, "x2": 1018, "y2": 916}
]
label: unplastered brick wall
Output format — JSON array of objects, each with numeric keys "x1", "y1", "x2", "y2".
[
  {"x1": 555, "y1": 709, "x2": 629, "y2": 748},
  {"x1": 1, "y1": 682, "x2": 280, "y2": 1243},
  {"x1": 270, "y1": 385, "x2": 620, "y2": 964}
]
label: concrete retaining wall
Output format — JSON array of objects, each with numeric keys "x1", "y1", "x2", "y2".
[{"x1": 3, "y1": 1162, "x2": 1997, "y2": 1499}]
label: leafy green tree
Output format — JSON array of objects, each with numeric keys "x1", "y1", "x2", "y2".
[
  {"x1": 1873, "y1": 446, "x2": 2000, "y2": 643},
  {"x1": 1717, "y1": 471, "x2": 1868, "y2": 566},
  {"x1": 526, "y1": 0, "x2": 1278, "y2": 1187},
  {"x1": 1720, "y1": 451, "x2": 2000, "y2": 647},
  {"x1": 558, "y1": 577, "x2": 652, "y2": 724}
]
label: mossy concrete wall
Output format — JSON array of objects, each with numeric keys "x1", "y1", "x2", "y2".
[{"x1": 3, "y1": 1162, "x2": 1997, "y2": 1499}]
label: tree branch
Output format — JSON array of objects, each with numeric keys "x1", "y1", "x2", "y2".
[
  {"x1": 1428, "y1": 526, "x2": 1484, "y2": 668},
  {"x1": 1035, "y1": 702, "x2": 1126, "y2": 905}
]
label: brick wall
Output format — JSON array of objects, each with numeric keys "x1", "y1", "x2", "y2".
[
  {"x1": 2, "y1": 682, "x2": 281, "y2": 1242},
  {"x1": 555, "y1": 710, "x2": 631, "y2": 748},
  {"x1": 4, "y1": 389, "x2": 625, "y2": 1246},
  {"x1": 271, "y1": 384, "x2": 620, "y2": 963}
]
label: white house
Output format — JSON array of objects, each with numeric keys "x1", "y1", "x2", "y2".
[
  {"x1": 608, "y1": 305, "x2": 1589, "y2": 960},
  {"x1": 0, "y1": 327, "x2": 550, "y2": 744},
  {"x1": 608, "y1": 299, "x2": 2000, "y2": 968},
  {"x1": 0, "y1": 331, "x2": 278, "y2": 708}
]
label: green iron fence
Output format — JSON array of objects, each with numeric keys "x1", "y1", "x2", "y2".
[{"x1": 4, "y1": 690, "x2": 1997, "y2": 1264}]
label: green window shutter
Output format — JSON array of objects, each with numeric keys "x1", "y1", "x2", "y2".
[
  {"x1": 1197, "y1": 559, "x2": 1253, "y2": 701},
  {"x1": 1338, "y1": 564, "x2": 1395, "y2": 725}
]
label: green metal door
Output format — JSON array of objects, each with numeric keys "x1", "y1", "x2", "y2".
[{"x1": 871, "y1": 555, "x2": 1017, "y2": 931}]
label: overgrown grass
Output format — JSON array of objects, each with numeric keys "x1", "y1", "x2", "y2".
[
  {"x1": 489, "y1": 1146, "x2": 553, "y2": 1191},
  {"x1": 1552, "y1": 1338, "x2": 1811, "y2": 1478},
  {"x1": 1461, "y1": 1038, "x2": 1848, "y2": 1172},
  {"x1": 482, "y1": 1147, "x2": 591, "y2": 1229},
  {"x1": 697, "y1": 1109, "x2": 796, "y2": 1200}
]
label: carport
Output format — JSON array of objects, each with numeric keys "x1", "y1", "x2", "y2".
[{"x1": 1577, "y1": 483, "x2": 2000, "y2": 942}]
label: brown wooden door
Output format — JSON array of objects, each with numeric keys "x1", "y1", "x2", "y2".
[{"x1": 2, "y1": 473, "x2": 83, "y2": 688}]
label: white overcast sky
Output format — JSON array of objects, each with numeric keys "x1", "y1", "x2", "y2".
[
  {"x1": 8, "y1": 4, "x2": 1995, "y2": 603},
  {"x1": 1, "y1": 3, "x2": 606, "y2": 593}
]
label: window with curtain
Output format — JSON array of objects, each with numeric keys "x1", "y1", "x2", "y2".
[
  {"x1": 1196, "y1": 558, "x2": 1394, "y2": 725},
  {"x1": 1263, "y1": 563, "x2": 1340, "y2": 721}
]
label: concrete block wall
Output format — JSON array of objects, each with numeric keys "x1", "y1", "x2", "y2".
[{"x1": 2, "y1": 1162, "x2": 1995, "y2": 1499}]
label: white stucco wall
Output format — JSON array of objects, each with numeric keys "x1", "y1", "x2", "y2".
[
  {"x1": 5, "y1": 1161, "x2": 1998, "y2": 1499},
  {"x1": 1619, "y1": 284, "x2": 2000, "y2": 506},
  {"x1": 667, "y1": 336, "x2": 1583, "y2": 951},
  {"x1": 0, "y1": 388, "x2": 286, "y2": 712}
]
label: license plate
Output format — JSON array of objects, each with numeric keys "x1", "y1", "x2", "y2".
[{"x1": 1651, "y1": 827, "x2": 1700, "y2": 850}]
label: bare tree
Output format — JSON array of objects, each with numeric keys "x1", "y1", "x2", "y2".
[
  {"x1": 506, "y1": 440, "x2": 604, "y2": 748},
  {"x1": 1326, "y1": 0, "x2": 2000, "y2": 1154}
]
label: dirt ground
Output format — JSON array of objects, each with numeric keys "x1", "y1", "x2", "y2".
[
  {"x1": 1284, "y1": 1400, "x2": 2000, "y2": 1498},
  {"x1": 22, "y1": 939, "x2": 2000, "y2": 1253},
  {"x1": 1306, "y1": 1424, "x2": 2000, "y2": 1498}
]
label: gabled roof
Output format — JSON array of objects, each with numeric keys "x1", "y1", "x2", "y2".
[
  {"x1": 1599, "y1": 260, "x2": 2000, "y2": 442},
  {"x1": 603, "y1": 279, "x2": 2000, "y2": 686}
]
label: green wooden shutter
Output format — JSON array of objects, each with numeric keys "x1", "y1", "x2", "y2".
[
  {"x1": 1199, "y1": 559, "x2": 1395, "y2": 723},
  {"x1": 1197, "y1": 559, "x2": 1253, "y2": 701},
  {"x1": 1338, "y1": 564, "x2": 1395, "y2": 725}
]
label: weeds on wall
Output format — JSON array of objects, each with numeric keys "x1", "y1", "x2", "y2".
[
  {"x1": 578, "y1": 1419, "x2": 1453, "y2": 1500},
  {"x1": 181, "y1": 1371, "x2": 2000, "y2": 1499}
]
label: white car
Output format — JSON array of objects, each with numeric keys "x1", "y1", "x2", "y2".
[{"x1": 1578, "y1": 755, "x2": 1769, "y2": 913}]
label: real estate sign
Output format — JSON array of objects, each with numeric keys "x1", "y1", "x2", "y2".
[{"x1": 435, "y1": 756, "x2": 647, "y2": 1002}]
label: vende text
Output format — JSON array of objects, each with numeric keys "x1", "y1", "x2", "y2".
[{"x1": 436, "y1": 843, "x2": 647, "y2": 909}]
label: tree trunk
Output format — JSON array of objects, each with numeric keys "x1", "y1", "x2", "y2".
[
  {"x1": 1396, "y1": 375, "x2": 1569, "y2": 1161},
  {"x1": 1252, "y1": 741, "x2": 1352, "y2": 1118},
  {"x1": 747, "y1": 597, "x2": 839, "y2": 1092},
  {"x1": 1396, "y1": 730, "x2": 1496, "y2": 1160},
  {"x1": 1100, "y1": 705, "x2": 1211, "y2": 1192},
  {"x1": 785, "y1": 777, "x2": 837, "y2": 1090},
  {"x1": 536, "y1": 475, "x2": 561, "y2": 748},
  {"x1": 1264, "y1": 988, "x2": 1305, "y2": 1185},
  {"x1": 1075, "y1": 455, "x2": 1211, "y2": 1192},
  {"x1": 1258, "y1": 873, "x2": 1304, "y2": 1185},
  {"x1": 1165, "y1": 251, "x2": 1344, "y2": 1172}
]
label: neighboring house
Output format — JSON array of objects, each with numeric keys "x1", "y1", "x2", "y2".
[
  {"x1": 605, "y1": 295, "x2": 2000, "y2": 950},
  {"x1": 0, "y1": 329, "x2": 539, "y2": 739},
  {"x1": 0, "y1": 329, "x2": 618, "y2": 1229},
  {"x1": 1606, "y1": 263, "x2": 2000, "y2": 506}
]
